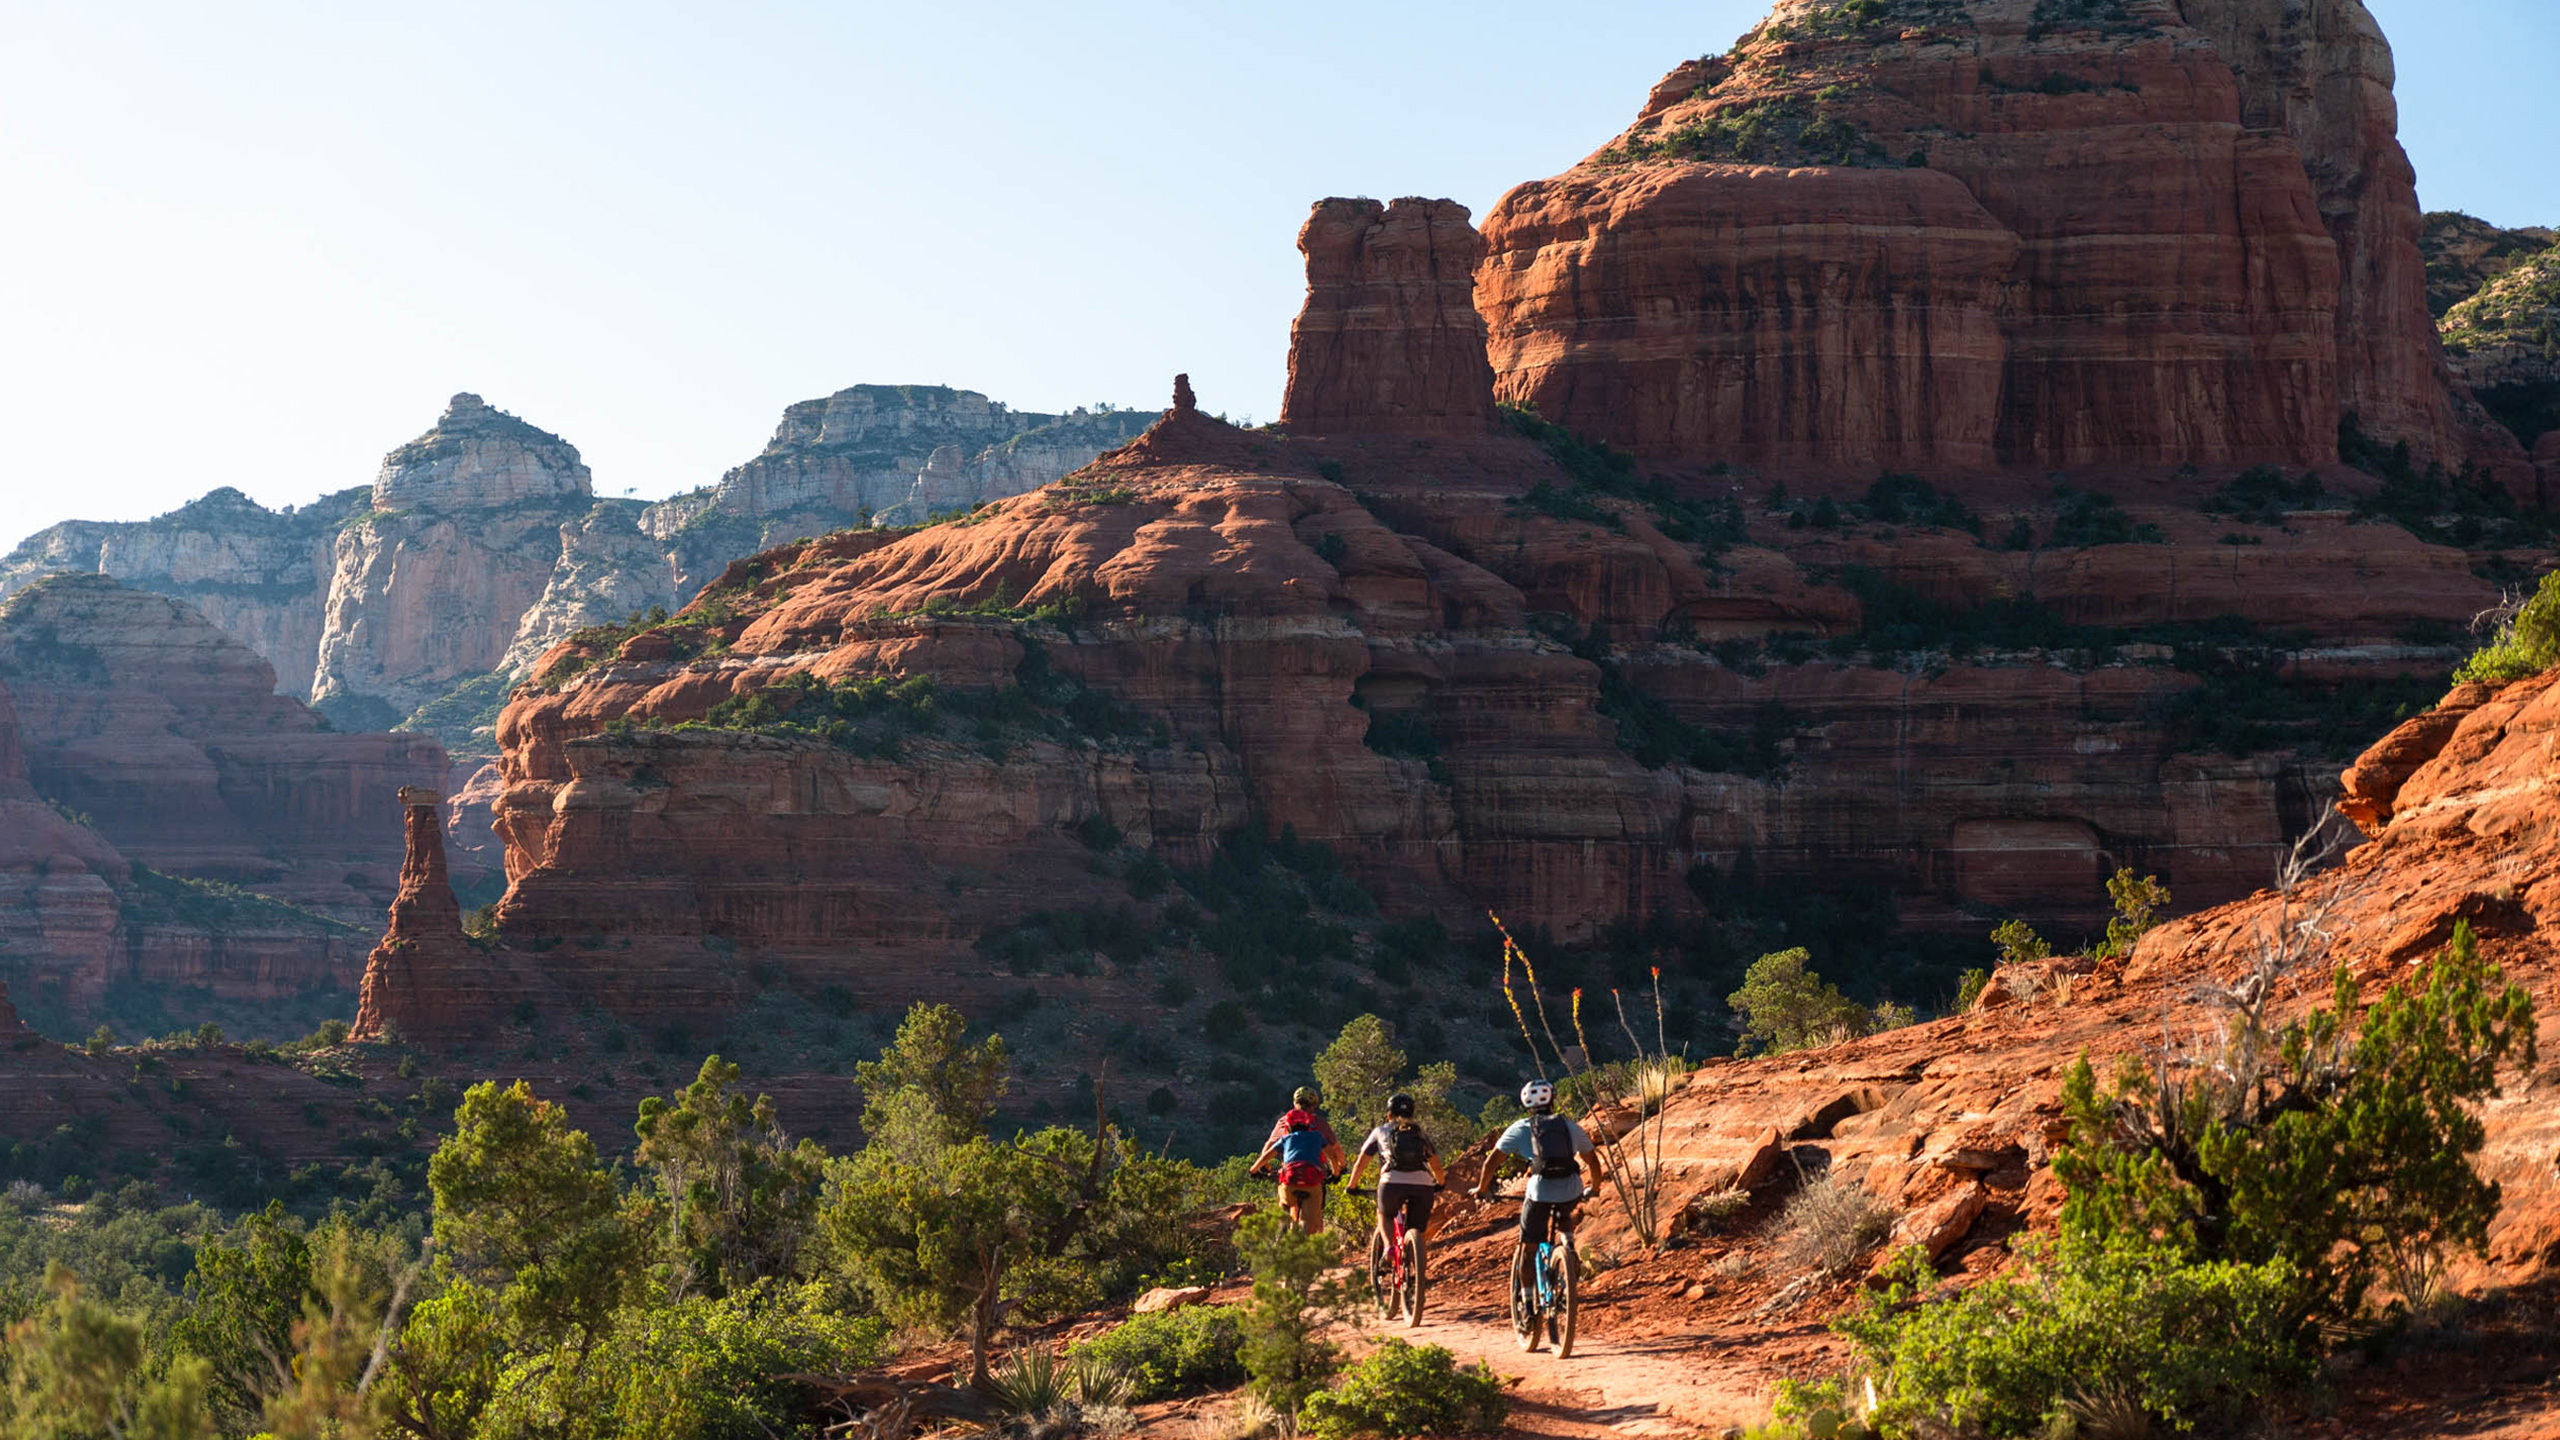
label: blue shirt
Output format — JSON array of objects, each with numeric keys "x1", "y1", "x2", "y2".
[{"x1": 1496, "y1": 1114, "x2": 1594, "y2": 1203}]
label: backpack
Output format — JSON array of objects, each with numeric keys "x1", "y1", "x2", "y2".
[
  {"x1": 1385, "y1": 1122, "x2": 1430, "y2": 1174},
  {"x1": 1277, "y1": 1127, "x2": 1328, "y2": 1186},
  {"x1": 1529, "y1": 1114, "x2": 1579, "y2": 1179}
]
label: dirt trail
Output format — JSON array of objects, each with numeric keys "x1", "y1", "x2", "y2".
[{"x1": 1310, "y1": 1192, "x2": 1851, "y2": 1439}]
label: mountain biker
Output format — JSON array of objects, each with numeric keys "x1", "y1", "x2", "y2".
[
  {"x1": 1474, "y1": 1078, "x2": 1603, "y2": 1259},
  {"x1": 1342, "y1": 1091, "x2": 1447, "y2": 1257},
  {"x1": 1250, "y1": 1107, "x2": 1339, "y2": 1234},
  {"x1": 1252, "y1": 1086, "x2": 1344, "y2": 1233}
]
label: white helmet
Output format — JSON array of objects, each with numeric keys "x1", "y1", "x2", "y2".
[{"x1": 1518, "y1": 1078, "x2": 1555, "y2": 1110}]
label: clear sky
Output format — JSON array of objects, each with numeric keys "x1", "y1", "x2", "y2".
[{"x1": 1, "y1": 1, "x2": 2551, "y2": 548}]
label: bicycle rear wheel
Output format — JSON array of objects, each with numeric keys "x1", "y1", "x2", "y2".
[
  {"x1": 1551, "y1": 1238, "x2": 1579, "y2": 1358},
  {"x1": 1368, "y1": 1233, "x2": 1396, "y2": 1321},
  {"x1": 1401, "y1": 1231, "x2": 1427, "y2": 1327}
]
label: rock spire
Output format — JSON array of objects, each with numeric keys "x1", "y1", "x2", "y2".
[{"x1": 1281, "y1": 197, "x2": 1497, "y2": 437}]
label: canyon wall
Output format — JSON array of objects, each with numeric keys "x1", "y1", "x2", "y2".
[
  {"x1": 0, "y1": 574, "x2": 444, "y2": 923},
  {"x1": 1475, "y1": 0, "x2": 2508, "y2": 480}
]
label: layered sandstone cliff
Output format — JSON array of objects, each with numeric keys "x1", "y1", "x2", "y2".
[
  {"x1": 1475, "y1": 0, "x2": 2508, "y2": 479},
  {"x1": 0, "y1": 574, "x2": 444, "y2": 923},
  {"x1": 0, "y1": 486, "x2": 364, "y2": 699},
  {"x1": 1281, "y1": 198, "x2": 1498, "y2": 437}
]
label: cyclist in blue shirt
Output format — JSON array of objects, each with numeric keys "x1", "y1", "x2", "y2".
[{"x1": 1475, "y1": 1079, "x2": 1603, "y2": 1248}]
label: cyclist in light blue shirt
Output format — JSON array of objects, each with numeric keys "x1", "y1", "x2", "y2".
[{"x1": 1476, "y1": 1078, "x2": 1604, "y2": 1248}]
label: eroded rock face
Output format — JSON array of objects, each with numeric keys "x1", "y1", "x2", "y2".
[
  {"x1": 2439, "y1": 245, "x2": 2560, "y2": 458},
  {"x1": 442, "y1": 381, "x2": 2492, "y2": 1031},
  {"x1": 0, "y1": 672, "x2": 129, "y2": 1014},
  {"x1": 1477, "y1": 0, "x2": 2489, "y2": 475},
  {"x1": 0, "y1": 486, "x2": 363, "y2": 698},
  {"x1": 648, "y1": 387, "x2": 1157, "y2": 585},
  {"x1": 1281, "y1": 198, "x2": 1498, "y2": 438},
  {"x1": 372, "y1": 393, "x2": 592, "y2": 509},
  {"x1": 0, "y1": 574, "x2": 444, "y2": 923},
  {"x1": 2421, "y1": 211, "x2": 2558, "y2": 318},
  {"x1": 1578, "y1": 663, "x2": 2560, "y2": 1302}
]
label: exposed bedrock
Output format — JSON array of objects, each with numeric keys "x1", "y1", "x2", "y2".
[{"x1": 1476, "y1": 0, "x2": 2516, "y2": 482}]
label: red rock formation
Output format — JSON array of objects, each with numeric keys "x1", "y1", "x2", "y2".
[
  {"x1": 1481, "y1": 164, "x2": 2017, "y2": 470},
  {"x1": 1476, "y1": 0, "x2": 2489, "y2": 477},
  {"x1": 0, "y1": 574, "x2": 446, "y2": 923},
  {"x1": 0, "y1": 672, "x2": 130, "y2": 1013},
  {"x1": 1282, "y1": 198, "x2": 1497, "y2": 438},
  {"x1": 352, "y1": 787, "x2": 549, "y2": 1043}
]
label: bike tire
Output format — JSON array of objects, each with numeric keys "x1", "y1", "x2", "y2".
[
  {"x1": 1402, "y1": 1231, "x2": 1427, "y2": 1327},
  {"x1": 1511, "y1": 1244, "x2": 1541, "y2": 1352},
  {"x1": 1368, "y1": 1234, "x2": 1396, "y2": 1321},
  {"x1": 1552, "y1": 1238, "x2": 1579, "y2": 1358}
]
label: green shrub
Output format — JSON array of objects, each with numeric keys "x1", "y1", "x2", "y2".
[
  {"x1": 1067, "y1": 1304, "x2": 1248, "y2": 1401},
  {"x1": 2091, "y1": 868, "x2": 2168, "y2": 961},
  {"x1": 1727, "y1": 948, "x2": 1870, "y2": 1056},
  {"x1": 2453, "y1": 568, "x2": 2560, "y2": 684},
  {"x1": 1839, "y1": 1241, "x2": 2309, "y2": 1436},
  {"x1": 2055, "y1": 919, "x2": 2536, "y2": 1322},
  {"x1": 1235, "y1": 1208, "x2": 1347, "y2": 1417},
  {"x1": 1299, "y1": 1338, "x2": 1509, "y2": 1438}
]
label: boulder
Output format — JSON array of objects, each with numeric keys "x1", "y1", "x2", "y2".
[{"x1": 1131, "y1": 1286, "x2": 1213, "y2": 1315}]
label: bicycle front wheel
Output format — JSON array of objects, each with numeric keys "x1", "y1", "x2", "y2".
[{"x1": 1551, "y1": 1239, "x2": 1579, "y2": 1358}]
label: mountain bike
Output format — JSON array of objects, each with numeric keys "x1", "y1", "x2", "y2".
[
  {"x1": 1349, "y1": 1185, "x2": 1437, "y2": 1326},
  {"x1": 1509, "y1": 1219, "x2": 1578, "y2": 1357}
]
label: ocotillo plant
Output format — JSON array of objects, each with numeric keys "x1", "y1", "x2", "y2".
[{"x1": 1490, "y1": 914, "x2": 1683, "y2": 1249}]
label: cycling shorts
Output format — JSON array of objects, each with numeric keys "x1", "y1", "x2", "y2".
[
  {"x1": 1518, "y1": 1196, "x2": 1583, "y2": 1244},
  {"x1": 1377, "y1": 1181, "x2": 1435, "y2": 1236}
]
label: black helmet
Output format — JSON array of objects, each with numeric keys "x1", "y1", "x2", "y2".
[{"x1": 1386, "y1": 1092, "x2": 1415, "y2": 1119}]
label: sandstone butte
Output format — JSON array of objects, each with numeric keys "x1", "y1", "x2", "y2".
[
  {"x1": 1474, "y1": 0, "x2": 2540, "y2": 496},
  {"x1": 0, "y1": 574, "x2": 441, "y2": 1024}
]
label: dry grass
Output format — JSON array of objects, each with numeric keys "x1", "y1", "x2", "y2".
[
  {"x1": 1776, "y1": 1171, "x2": 1893, "y2": 1278},
  {"x1": 1683, "y1": 1187, "x2": 1753, "y2": 1236}
]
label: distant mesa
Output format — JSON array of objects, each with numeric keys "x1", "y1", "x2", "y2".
[{"x1": 372, "y1": 392, "x2": 594, "y2": 509}]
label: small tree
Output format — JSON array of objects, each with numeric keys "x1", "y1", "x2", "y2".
[
  {"x1": 634, "y1": 1055, "x2": 826, "y2": 1297},
  {"x1": 1234, "y1": 1207, "x2": 1346, "y2": 1419},
  {"x1": 1989, "y1": 918, "x2": 2049, "y2": 967},
  {"x1": 853, "y1": 1002, "x2": 1008, "y2": 1158},
  {"x1": 2453, "y1": 567, "x2": 2560, "y2": 683},
  {"x1": 168, "y1": 1200, "x2": 312, "y2": 1431},
  {"x1": 1726, "y1": 947, "x2": 1869, "y2": 1056},
  {"x1": 820, "y1": 1133, "x2": 1081, "y2": 1385},
  {"x1": 1, "y1": 1265, "x2": 213, "y2": 1440},
  {"x1": 2056, "y1": 918, "x2": 2536, "y2": 1320},
  {"x1": 1311, "y1": 1015, "x2": 1405, "y2": 1138},
  {"x1": 2092, "y1": 869, "x2": 2169, "y2": 961},
  {"x1": 427, "y1": 1080, "x2": 643, "y2": 1343}
]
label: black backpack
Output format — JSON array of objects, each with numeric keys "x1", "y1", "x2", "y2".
[
  {"x1": 1386, "y1": 1122, "x2": 1430, "y2": 1173},
  {"x1": 1529, "y1": 1114, "x2": 1579, "y2": 1179}
]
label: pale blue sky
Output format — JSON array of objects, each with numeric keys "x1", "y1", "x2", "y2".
[{"x1": 0, "y1": 1, "x2": 2550, "y2": 547}]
